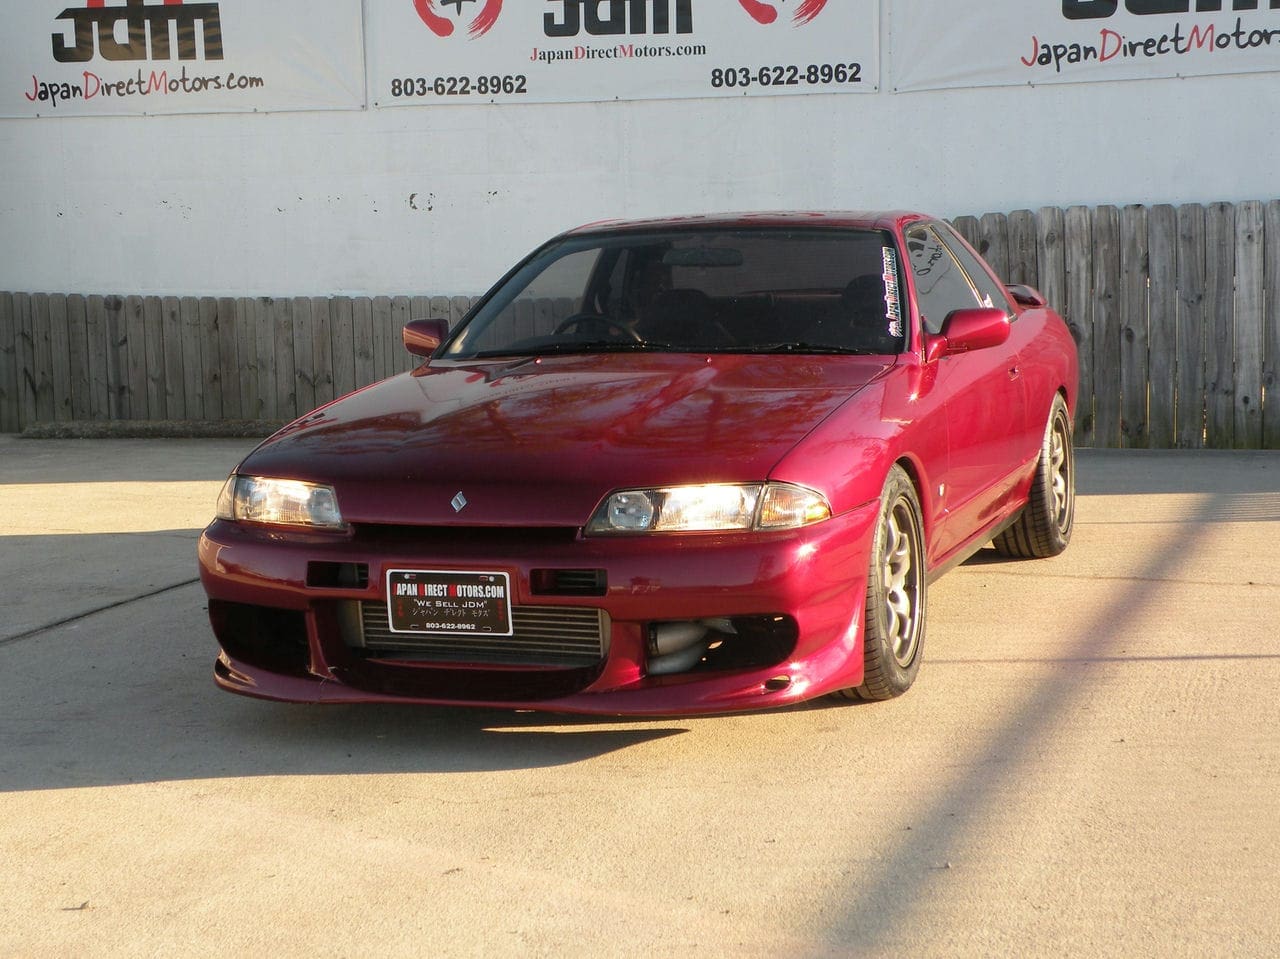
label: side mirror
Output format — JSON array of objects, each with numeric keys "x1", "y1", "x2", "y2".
[
  {"x1": 403, "y1": 318, "x2": 449, "y2": 357},
  {"x1": 925, "y1": 307, "x2": 1011, "y2": 361},
  {"x1": 1005, "y1": 284, "x2": 1047, "y2": 308}
]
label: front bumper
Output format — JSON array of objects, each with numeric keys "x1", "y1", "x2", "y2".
[{"x1": 197, "y1": 500, "x2": 879, "y2": 715}]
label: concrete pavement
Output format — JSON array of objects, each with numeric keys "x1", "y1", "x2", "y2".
[{"x1": 1, "y1": 439, "x2": 1277, "y2": 957}]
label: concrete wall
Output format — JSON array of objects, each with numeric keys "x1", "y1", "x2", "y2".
[{"x1": 2, "y1": 71, "x2": 1277, "y2": 298}]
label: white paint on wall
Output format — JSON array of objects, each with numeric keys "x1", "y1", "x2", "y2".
[{"x1": 1, "y1": 72, "x2": 1275, "y2": 297}]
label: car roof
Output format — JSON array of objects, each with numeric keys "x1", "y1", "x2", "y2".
[{"x1": 564, "y1": 211, "x2": 929, "y2": 237}]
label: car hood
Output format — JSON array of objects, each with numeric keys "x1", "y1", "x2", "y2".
[{"x1": 240, "y1": 353, "x2": 892, "y2": 527}]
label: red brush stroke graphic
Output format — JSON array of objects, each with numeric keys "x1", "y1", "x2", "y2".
[
  {"x1": 414, "y1": 0, "x2": 503, "y2": 39},
  {"x1": 736, "y1": 0, "x2": 777, "y2": 25},
  {"x1": 795, "y1": 0, "x2": 827, "y2": 25},
  {"x1": 413, "y1": 0, "x2": 455, "y2": 37},
  {"x1": 470, "y1": 0, "x2": 503, "y2": 38},
  {"x1": 736, "y1": 0, "x2": 828, "y2": 26}
]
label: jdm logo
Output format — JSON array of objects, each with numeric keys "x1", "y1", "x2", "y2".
[
  {"x1": 736, "y1": 0, "x2": 828, "y2": 26},
  {"x1": 413, "y1": 0, "x2": 503, "y2": 38},
  {"x1": 53, "y1": 0, "x2": 224, "y2": 63}
]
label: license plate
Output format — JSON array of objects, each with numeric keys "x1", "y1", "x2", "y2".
[{"x1": 385, "y1": 569, "x2": 513, "y2": 636}]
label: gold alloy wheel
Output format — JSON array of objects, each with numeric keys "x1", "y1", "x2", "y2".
[{"x1": 882, "y1": 496, "x2": 924, "y2": 669}]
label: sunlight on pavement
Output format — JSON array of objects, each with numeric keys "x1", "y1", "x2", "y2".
[{"x1": 0, "y1": 482, "x2": 222, "y2": 535}]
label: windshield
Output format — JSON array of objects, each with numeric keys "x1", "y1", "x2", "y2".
[{"x1": 445, "y1": 227, "x2": 906, "y2": 359}]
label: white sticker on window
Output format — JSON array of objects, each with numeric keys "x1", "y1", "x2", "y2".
[{"x1": 882, "y1": 247, "x2": 904, "y2": 339}]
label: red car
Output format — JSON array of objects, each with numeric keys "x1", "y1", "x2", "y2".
[{"x1": 198, "y1": 212, "x2": 1078, "y2": 715}]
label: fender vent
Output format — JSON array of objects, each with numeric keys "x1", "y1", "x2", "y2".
[{"x1": 531, "y1": 568, "x2": 607, "y2": 596}]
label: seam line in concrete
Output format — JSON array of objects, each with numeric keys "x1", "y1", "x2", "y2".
[{"x1": 0, "y1": 579, "x2": 200, "y2": 649}]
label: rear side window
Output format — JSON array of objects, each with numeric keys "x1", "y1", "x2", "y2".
[
  {"x1": 904, "y1": 224, "x2": 982, "y2": 334},
  {"x1": 931, "y1": 222, "x2": 1010, "y2": 313}
]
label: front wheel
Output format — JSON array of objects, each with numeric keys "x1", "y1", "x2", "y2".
[
  {"x1": 834, "y1": 465, "x2": 927, "y2": 702},
  {"x1": 993, "y1": 394, "x2": 1075, "y2": 559}
]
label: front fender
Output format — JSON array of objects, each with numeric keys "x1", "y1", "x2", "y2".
[{"x1": 768, "y1": 360, "x2": 949, "y2": 537}]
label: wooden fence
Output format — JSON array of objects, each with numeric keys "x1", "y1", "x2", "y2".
[
  {"x1": 2, "y1": 199, "x2": 1278, "y2": 448},
  {"x1": 951, "y1": 200, "x2": 1280, "y2": 450},
  {"x1": 0, "y1": 293, "x2": 478, "y2": 433}
]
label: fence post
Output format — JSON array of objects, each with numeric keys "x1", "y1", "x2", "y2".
[
  {"x1": 1091, "y1": 206, "x2": 1123, "y2": 448},
  {"x1": 1064, "y1": 207, "x2": 1095, "y2": 444},
  {"x1": 273, "y1": 297, "x2": 298, "y2": 421},
  {"x1": 1147, "y1": 205, "x2": 1178, "y2": 449},
  {"x1": 978, "y1": 212, "x2": 1010, "y2": 280},
  {"x1": 102, "y1": 295, "x2": 127, "y2": 420},
  {"x1": 161, "y1": 296, "x2": 185, "y2": 420},
  {"x1": 1175, "y1": 204, "x2": 1207, "y2": 448},
  {"x1": 66, "y1": 294, "x2": 90, "y2": 422},
  {"x1": 1203, "y1": 203, "x2": 1237, "y2": 448},
  {"x1": 1264, "y1": 200, "x2": 1280, "y2": 451},
  {"x1": 1234, "y1": 201, "x2": 1265, "y2": 449},
  {"x1": 199, "y1": 297, "x2": 222, "y2": 421},
  {"x1": 1007, "y1": 210, "x2": 1039, "y2": 289},
  {"x1": 292, "y1": 296, "x2": 317, "y2": 416},
  {"x1": 181, "y1": 296, "x2": 204, "y2": 421},
  {"x1": 0, "y1": 294, "x2": 16, "y2": 433},
  {"x1": 1119, "y1": 205, "x2": 1150, "y2": 448},
  {"x1": 311, "y1": 296, "x2": 335, "y2": 406}
]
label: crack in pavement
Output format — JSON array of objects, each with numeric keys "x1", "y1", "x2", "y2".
[{"x1": 0, "y1": 579, "x2": 200, "y2": 649}]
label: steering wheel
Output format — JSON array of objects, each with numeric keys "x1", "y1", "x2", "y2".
[{"x1": 554, "y1": 313, "x2": 643, "y2": 343}]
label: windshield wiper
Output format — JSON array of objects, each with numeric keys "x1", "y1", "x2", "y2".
[{"x1": 746, "y1": 342, "x2": 881, "y2": 355}]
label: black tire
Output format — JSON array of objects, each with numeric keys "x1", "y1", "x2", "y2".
[
  {"x1": 834, "y1": 465, "x2": 927, "y2": 702},
  {"x1": 993, "y1": 394, "x2": 1075, "y2": 559}
]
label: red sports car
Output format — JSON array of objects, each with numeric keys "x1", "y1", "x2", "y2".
[{"x1": 198, "y1": 212, "x2": 1078, "y2": 715}]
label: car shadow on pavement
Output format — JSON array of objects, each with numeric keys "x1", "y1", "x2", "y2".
[
  {"x1": 816, "y1": 454, "x2": 1280, "y2": 950},
  {"x1": 0, "y1": 576, "x2": 702, "y2": 792},
  {"x1": 0, "y1": 509, "x2": 828, "y2": 795}
]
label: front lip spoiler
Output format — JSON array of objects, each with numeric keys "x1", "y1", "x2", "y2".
[{"x1": 213, "y1": 642, "x2": 857, "y2": 717}]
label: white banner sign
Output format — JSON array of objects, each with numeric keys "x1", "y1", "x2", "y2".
[
  {"x1": 891, "y1": 0, "x2": 1280, "y2": 92},
  {"x1": 366, "y1": 0, "x2": 879, "y2": 107},
  {"x1": 4, "y1": 0, "x2": 366, "y2": 117}
]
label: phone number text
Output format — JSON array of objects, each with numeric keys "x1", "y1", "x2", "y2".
[
  {"x1": 710, "y1": 63, "x2": 863, "y2": 89},
  {"x1": 390, "y1": 75, "x2": 528, "y2": 98}
]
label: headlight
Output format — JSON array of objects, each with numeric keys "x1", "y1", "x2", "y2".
[
  {"x1": 587, "y1": 482, "x2": 830, "y2": 534},
  {"x1": 757, "y1": 483, "x2": 834, "y2": 529},
  {"x1": 216, "y1": 475, "x2": 346, "y2": 530}
]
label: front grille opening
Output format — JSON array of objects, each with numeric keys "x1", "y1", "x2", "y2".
[
  {"x1": 347, "y1": 601, "x2": 608, "y2": 669},
  {"x1": 208, "y1": 600, "x2": 310, "y2": 675},
  {"x1": 307, "y1": 561, "x2": 369, "y2": 589},
  {"x1": 647, "y1": 615, "x2": 798, "y2": 676},
  {"x1": 705, "y1": 615, "x2": 798, "y2": 671},
  {"x1": 530, "y1": 568, "x2": 607, "y2": 597}
]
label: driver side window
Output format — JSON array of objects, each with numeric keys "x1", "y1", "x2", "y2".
[
  {"x1": 904, "y1": 224, "x2": 982, "y2": 334},
  {"x1": 469, "y1": 248, "x2": 600, "y2": 350}
]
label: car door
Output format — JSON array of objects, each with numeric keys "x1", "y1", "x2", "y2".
[
  {"x1": 936, "y1": 222, "x2": 1047, "y2": 462},
  {"x1": 904, "y1": 222, "x2": 1029, "y2": 563}
]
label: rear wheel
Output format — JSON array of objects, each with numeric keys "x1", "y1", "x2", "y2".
[
  {"x1": 993, "y1": 394, "x2": 1075, "y2": 558},
  {"x1": 835, "y1": 465, "x2": 927, "y2": 702}
]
